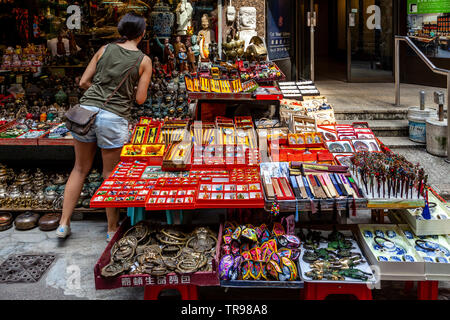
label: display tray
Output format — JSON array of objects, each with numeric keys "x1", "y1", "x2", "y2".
[
  {"x1": 400, "y1": 192, "x2": 450, "y2": 236},
  {"x1": 217, "y1": 223, "x2": 303, "y2": 288},
  {"x1": 119, "y1": 144, "x2": 165, "y2": 165},
  {"x1": 351, "y1": 169, "x2": 425, "y2": 209},
  {"x1": 356, "y1": 224, "x2": 426, "y2": 281},
  {"x1": 94, "y1": 218, "x2": 222, "y2": 290},
  {"x1": 90, "y1": 179, "x2": 155, "y2": 208},
  {"x1": 220, "y1": 279, "x2": 303, "y2": 289},
  {"x1": 261, "y1": 179, "x2": 367, "y2": 213},
  {"x1": 0, "y1": 122, "x2": 61, "y2": 146},
  {"x1": 399, "y1": 224, "x2": 450, "y2": 281},
  {"x1": 298, "y1": 229, "x2": 377, "y2": 285}
]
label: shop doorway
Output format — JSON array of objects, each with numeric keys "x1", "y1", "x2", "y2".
[
  {"x1": 314, "y1": 0, "x2": 348, "y2": 81},
  {"x1": 300, "y1": 0, "x2": 396, "y2": 82}
]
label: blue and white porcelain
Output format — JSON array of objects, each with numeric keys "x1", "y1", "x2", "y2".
[
  {"x1": 403, "y1": 231, "x2": 414, "y2": 239},
  {"x1": 375, "y1": 230, "x2": 384, "y2": 238},
  {"x1": 373, "y1": 243, "x2": 382, "y2": 251},
  {"x1": 364, "y1": 230, "x2": 373, "y2": 238},
  {"x1": 436, "y1": 257, "x2": 448, "y2": 263},
  {"x1": 395, "y1": 246, "x2": 406, "y2": 255},
  {"x1": 423, "y1": 257, "x2": 434, "y2": 263},
  {"x1": 150, "y1": 1, "x2": 175, "y2": 39},
  {"x1": 378, "y1": 256, "x2": 388, "y2": 262},
  {"x1": 403, "y1": 255, "x2": 415, "y2": 262},
  {"x1": 386, "y1": 230, "x2": 397, "y2": 238},
  {"x1": 389, "y1": 256, "x2": 402, "y2": 262}
]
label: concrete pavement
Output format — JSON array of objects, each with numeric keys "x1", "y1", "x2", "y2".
[{"x1": 0, "y1": 213, "x2": 449, "y2": 300}]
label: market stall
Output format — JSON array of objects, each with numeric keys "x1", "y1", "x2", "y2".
[
  {"x1": 0, "y1": 0, "x2": 448, "y2": 301},
  {"x1": 89, "y1": 94, "x2": 449, "y2": 300}
]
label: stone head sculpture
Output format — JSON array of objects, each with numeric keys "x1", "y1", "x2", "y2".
[
  {"x1": 226, "y1": 4, "x2": 236, "y2": 24},
  {"x1": 238, "y1": 7, "x2": 256, "y2": 31}
]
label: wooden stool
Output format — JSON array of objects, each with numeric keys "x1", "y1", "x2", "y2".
[
  {"x1": 302, "y1": 282, "x2": 372, "y2": 300},
  {"x1": 144, "y1": 284, "x2": 198, "y2": 300}
]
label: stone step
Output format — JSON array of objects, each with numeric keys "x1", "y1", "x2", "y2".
[
  {"x1": 339, "y1": 120, "x2": 409, "y2": 137},
  {"x1": 378, "y1": 136, "x2": 426, "y2": 149},
  {"x1": 334, "y1": 106, "x2": 446, "y2": 121},
  {"x1": 334, "y1": 107, "x2": 409, "y2": 121}
]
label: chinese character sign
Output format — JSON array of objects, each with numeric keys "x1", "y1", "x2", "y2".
[{"x1": 267, "y1": 0, "x2": 293, "y2": 61}]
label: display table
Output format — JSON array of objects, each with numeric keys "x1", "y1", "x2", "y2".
[
  {"x1": 94, "y1": 218, "x2": 221, "y2": 300},
  {"x1": 0, "y1": 121, "x2": 73, "y2": 146},
  {"x1": 89, "y1": 96, "x2": 445, "y2": 300}
]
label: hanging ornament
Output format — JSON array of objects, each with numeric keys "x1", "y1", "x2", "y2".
[
  {"x1": 421, "y1": 188, "x2": 431, "y2": 220},
  {"x1": 271, "y1": 195, "x2": 279, "y2": 217}
]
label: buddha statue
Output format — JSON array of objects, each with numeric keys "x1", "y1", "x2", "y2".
[{"x1": 198, "y1": 14, "x2": 215, "y2": 60}]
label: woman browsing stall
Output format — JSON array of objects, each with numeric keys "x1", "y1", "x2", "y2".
[{"x1": 57, "y1": 13, "x2": 152, "y2": 241}]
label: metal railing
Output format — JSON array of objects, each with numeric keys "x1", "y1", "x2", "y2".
[{"x1": 395, "y1": 35, "x2": 450, "y2": 162}]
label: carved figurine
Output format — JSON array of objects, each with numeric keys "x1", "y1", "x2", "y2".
[
  {"x1": 198, "y1": 14, "x2": 215, "y2": 60},
  {"x1": 155, "y1": 37, "x2": 174, "y2": 65},
  {"x1": 237, "y1": 7, "x2": 258, "y2": 50},
  {"x1": 56, "y1": 34, "x2": 66, "y2": 56},
  {"x1": 185, "y1": 37, "x2": 196, "y2": 72},
  {"x1": 68, "y1": 31, "x2": 78, "y2": 56},
  {"x1": 175, "y1": 0, "x2": 193, "y2": 35},
  {"x1": 174, "y1": 36, "x2": 187, "y2": 72},
  {"x1": 226, "y1": 0, "x2": 236, "y2": 24},
  {"x1": 208, "y1": 41, "x2": 218, "y2": 64},
  {"x1": 152, "y1": 56, "x2": 164, "y2": 78}
]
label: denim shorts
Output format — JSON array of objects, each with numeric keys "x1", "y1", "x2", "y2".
[{"x1": 70, "y1": 105, "x2": 129, "y2": 149}]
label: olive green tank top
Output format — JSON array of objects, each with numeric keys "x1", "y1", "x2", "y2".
[{"x1": 80, "y1": 43, "x2": 144, "y2": 120}]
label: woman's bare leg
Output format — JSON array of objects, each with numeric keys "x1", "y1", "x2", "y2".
[
  {"x1": 101, "y1": 147, "x2": 122, "y2": 232},
  {"x1": 60, "y1": 140, "x2": 97, "y2": 226}
]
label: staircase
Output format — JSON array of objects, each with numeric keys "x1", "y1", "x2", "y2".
[
  {"x1": 335, "y1": 107, "x2": 426, "y2": 149},
  {"x1": 335, "y1": 106, "x2": 450, "y2": 200}
]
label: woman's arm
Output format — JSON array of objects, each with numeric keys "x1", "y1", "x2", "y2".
[
  {"x1": 135, "y1": 55, "x2": 152, "y2": 105},
  {"x1": 79, "y1": 45, "x2": 106, "y2": 90}
]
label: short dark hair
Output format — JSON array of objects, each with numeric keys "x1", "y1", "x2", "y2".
[{"x1": 117, "y1": 12, "x2": 146, "y2": 41}]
